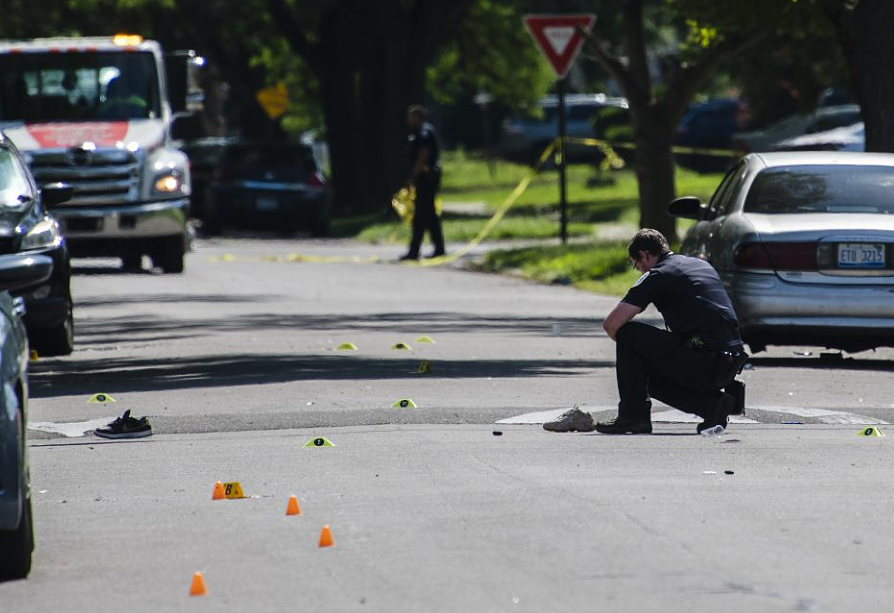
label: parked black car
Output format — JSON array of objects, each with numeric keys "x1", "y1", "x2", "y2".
[
  {"x1": 0, "y1": 253, "x2": 54, "y2": 580},
  {"x1": 202, "y1": 141, "x2": 330, "y2": 236},
  {"x1": 0, "y1": 134, "x2": 73, "y2": 355}
]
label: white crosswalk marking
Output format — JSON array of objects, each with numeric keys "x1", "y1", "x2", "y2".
[{"x1": 497, "y1": 405, "x2": 888, "y2": 426}]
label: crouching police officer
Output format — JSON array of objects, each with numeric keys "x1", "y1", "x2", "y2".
[
  {"x1": 546, "y1": 228, "x2": 747, "y2": 435},
  {"x1": 601, "y1": 228, "x2": 748, "y2": 433}
]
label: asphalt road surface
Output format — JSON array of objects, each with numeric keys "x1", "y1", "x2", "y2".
[{"x1": 4, "y1": 236, "x2": 894, "y2": 612}]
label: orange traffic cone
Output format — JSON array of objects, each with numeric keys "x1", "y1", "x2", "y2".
[
  {"x1": 319, "y1": 525, "x2": 334, "y2": 548},
  {"x1": 212, "y1": 481, "x2": 225, "y2": 500},
  {"x1": 189, "y1": 572, "x2": 207, "y2": 596},
  {"x1": 286, "y1": 495, "x2": 301, "y2": 516}
]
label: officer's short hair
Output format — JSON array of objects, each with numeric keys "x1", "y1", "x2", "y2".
[
  {"x1": 407, "y1": 105, "x2": 427, "y2": 119},
  {"x1": 628, "y1": 228, "x2": 670, "y2": 258}
]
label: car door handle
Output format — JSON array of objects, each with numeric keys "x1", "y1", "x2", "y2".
[{"x1": 12, "y1": 297, "x2": 26, "y2": 318}]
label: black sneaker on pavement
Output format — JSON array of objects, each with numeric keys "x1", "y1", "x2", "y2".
[
  {"x1": 543, "y1": 407, "x2": 596, "y2": 432},
  {"x1": 696, "y1": 393, "x2": 735, "y2": 434},
  {"x1": 94, "y1": 410, "x2": 152, "y2": 439},
  {"x1": 594, "y1": 417, "x2": 652, "y2": 435}
]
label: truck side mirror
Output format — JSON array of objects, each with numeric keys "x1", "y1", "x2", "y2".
[
  {"x1": 41, "y1": 183, "x2": 73, "y2": 207},
  {"x1": 667, "y1": 196, "x2": 704, "y2": 220},
  {"x1": 165, "y1": 50, "x2": 205, "y2": 115}
]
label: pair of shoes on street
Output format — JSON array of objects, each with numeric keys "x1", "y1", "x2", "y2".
[
  {"x1": 94, "y1": 410, "x2": 152, "y2": 439},
  {"x1": 399, "y1": 253, "x2": 418, "y2": 261},
  {"x1": 696, "y1": 392, "x2": 736, "y2": 434}
]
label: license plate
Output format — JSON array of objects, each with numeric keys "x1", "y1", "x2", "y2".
[
  {"x1": 837, "y1": 243, "x2": 885, "y2": 268},
  {"x1": 256, "y1": 196, "x2": 278, "y2": 211}
]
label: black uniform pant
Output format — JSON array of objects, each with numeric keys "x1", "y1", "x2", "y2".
[
  {"x1": 615, "y1": 321, "x2": 733, "y2": 422},
  {"x1": 407, "y1": 175, "x2": 444, "y2": 258}
]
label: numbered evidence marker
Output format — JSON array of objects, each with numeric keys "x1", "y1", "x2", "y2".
[
  {"x1": 303, "y1": 436, "x2": 336, "y2": 448},
  {"x1": 336, "y1": 342, "x2": 358, "y2": 351},
  {"x1": 392, "y1": 398, "x2": 417, "y2": 409},
  {"x1": 415, "y1": 336, "x2": 435, "y2": 344},
  {"x1": 416, "y1": 361, "x2": 433, "y2": 374},
  {"x1": 87, "y1": 393, "x2": 116, "y2": 404},
  {"x1": 221, "y1": 481, "x2": 247, "y2": 499},
  {"x1": 391, "y1": 342, "x2": 411, "y2": 350},
  {"x1": 857, "y1": 427, "x2": 885, "y2": 437}
]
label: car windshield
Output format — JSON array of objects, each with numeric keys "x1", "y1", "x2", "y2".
[
  {"x1": 0, "y1": 147, "x2": 30, "y2": 206},
  {"x1": 0, "y1": 51, "x2": 161, "y2": 121},
  {"x1": 744, "y1": 165, "x2": 894, "y2": 214}
]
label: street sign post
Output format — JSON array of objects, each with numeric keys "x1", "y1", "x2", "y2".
[{"x1": 523, "y1": 14, "x2": 595, "y2": 245}]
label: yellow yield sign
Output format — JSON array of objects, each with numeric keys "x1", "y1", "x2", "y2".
[{"x1": 256, "y1": 82, "x2": 289, "y2": 120}]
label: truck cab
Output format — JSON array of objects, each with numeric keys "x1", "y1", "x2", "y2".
[{"x1": 0, "y1": 34, "x2": 195, "y2": 272}]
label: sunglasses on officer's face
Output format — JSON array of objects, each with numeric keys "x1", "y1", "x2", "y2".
[{"x1": 631, "y1": 256, "x2": 640, "y2": 270}]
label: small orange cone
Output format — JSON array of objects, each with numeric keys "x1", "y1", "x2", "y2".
[
  {"x1": 318, "y1": 525, "x2": 334, "y2": 548},
  {"x1": 286, "y1": 495, "x2": 301, "y2": 516},
  {"x1": 189, "y1": 572, "x2": 207, "y2": 596},
  {"x1": 212, "y1": 481, "x2": 225, "y2": 500}
]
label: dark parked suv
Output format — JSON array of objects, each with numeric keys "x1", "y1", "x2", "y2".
[
  {"x1": 202, "y1": 141, "x2": 330, "y2": 236},
  {"x1": 0, "y1": 134, "x2": 74, "y2": 355}
]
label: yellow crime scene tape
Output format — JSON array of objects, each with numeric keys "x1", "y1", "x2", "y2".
[{"x1": 206, "y1": 137, "x2": 736, "y2": 267}]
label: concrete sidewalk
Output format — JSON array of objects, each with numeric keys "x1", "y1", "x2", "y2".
[{"x1": 4, "y1": 424, "x2": 893, "y2": 612}]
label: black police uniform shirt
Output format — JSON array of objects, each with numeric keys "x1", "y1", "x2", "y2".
[
  {"x1": 407, "y1": 122, "x2": 440, "y2": 176},
  {"x1": 621, "y1": 251, "x2": 742, "y2": 350}
]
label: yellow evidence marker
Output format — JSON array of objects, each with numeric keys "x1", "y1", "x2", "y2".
[
  {"x1": 415, "y1": 336, "x2": 435, "y2": 344},
  {"x1": 303, "y1": 436, "x2": 336, "y2": 448},
  {"x1": 392, "y1": 398, "x2": 417, "y2": 408},
  {"x1": 391, "y1": 342, "x2": 411, "y2": 350},
  {"x1": 87, "y1": 393, "x2": 116, "y2": 404},
  {"x1": 857, "y1": 426, "x2": 885, "y2": 437},
  {"x1": 417, "y1": 361, "x2": 433, "y2": 374},
  {"x1": 336, "y1": 342, "x2": 358, "y2": 351},
  {"x1": 221, "y1": 482, "x2": 247, "y2": 499}
]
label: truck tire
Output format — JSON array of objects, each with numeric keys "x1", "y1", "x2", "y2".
[
  {"x1": 0, "y1": 496, "x2": 33, "y2": 580},
  {"x1": 151, "y1": 236, "x2": 185, "y2": 274},
  {"x1": 31, "y1": 304, "x2": 74, "y2": 357}
]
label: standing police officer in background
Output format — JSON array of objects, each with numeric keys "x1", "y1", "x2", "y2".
[
  {"x1": 545, "y1": 228, "x2": 747, "y2": 434},
  {"x1": 400, "y1": 105, "x2": 445, "y2": 261}
]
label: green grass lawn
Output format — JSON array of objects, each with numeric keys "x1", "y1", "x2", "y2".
[{"x1": 352, "y1": 149, "x2": 726, "y2": 296}]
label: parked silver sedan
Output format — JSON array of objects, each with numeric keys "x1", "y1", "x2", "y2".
[{"x1": 668, "y1": 152, "x2": 894, "y2": 353}]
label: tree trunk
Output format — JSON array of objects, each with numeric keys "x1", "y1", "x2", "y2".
[
  {"x1": 825, "y1": 0, "x2": 894, "y2": 152},
  {"x1": 632, "y1": 111, "x2": 677, "y2": 239}
]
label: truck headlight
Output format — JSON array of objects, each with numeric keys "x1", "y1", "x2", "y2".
[
  {"x1": 152, "y1": 172, "x2": 184, "y2": 195},
  {"x1": 21, "y1": 218, "x2": 62, "y2": 251}
]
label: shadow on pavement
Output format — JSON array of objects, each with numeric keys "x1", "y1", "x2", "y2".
[
  {"x1": 29, "y1": 354, "x2": 610, "y2": 398},
  {"x1": 748, "y1": 356, "x2": 892, "y2": 372}
]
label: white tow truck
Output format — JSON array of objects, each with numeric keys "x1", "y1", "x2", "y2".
[{"x1": 0, "y1": 34, "x2": 201, "y2": 272}]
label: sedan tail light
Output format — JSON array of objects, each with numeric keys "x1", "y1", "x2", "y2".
[{"x1": 734, "y1": 241, "x2": 817, "y2": 271}]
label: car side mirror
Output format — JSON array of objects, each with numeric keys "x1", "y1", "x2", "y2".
[
  {"x1": 667, "y1": 196, "x2": 704, "y2": 220},
  {"x1": 41, "y1": 183, "x2": 73, "y2": 207},
  {"x1": 0, "y1": 254, "x2": 53, "y2": 292}
]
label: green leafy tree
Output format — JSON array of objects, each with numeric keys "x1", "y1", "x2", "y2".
[{"x1": 577, "y1": 0, "x2": 841, "y2": 238}]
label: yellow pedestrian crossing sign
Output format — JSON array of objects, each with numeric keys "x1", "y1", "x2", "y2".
[{"x1": 256, "y1": 82, "x2": 289, "y2": 120}]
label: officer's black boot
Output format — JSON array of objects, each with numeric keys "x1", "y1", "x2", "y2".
[{"x1": 724, "y1": 379, "x2": 746, "y2": 415}]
